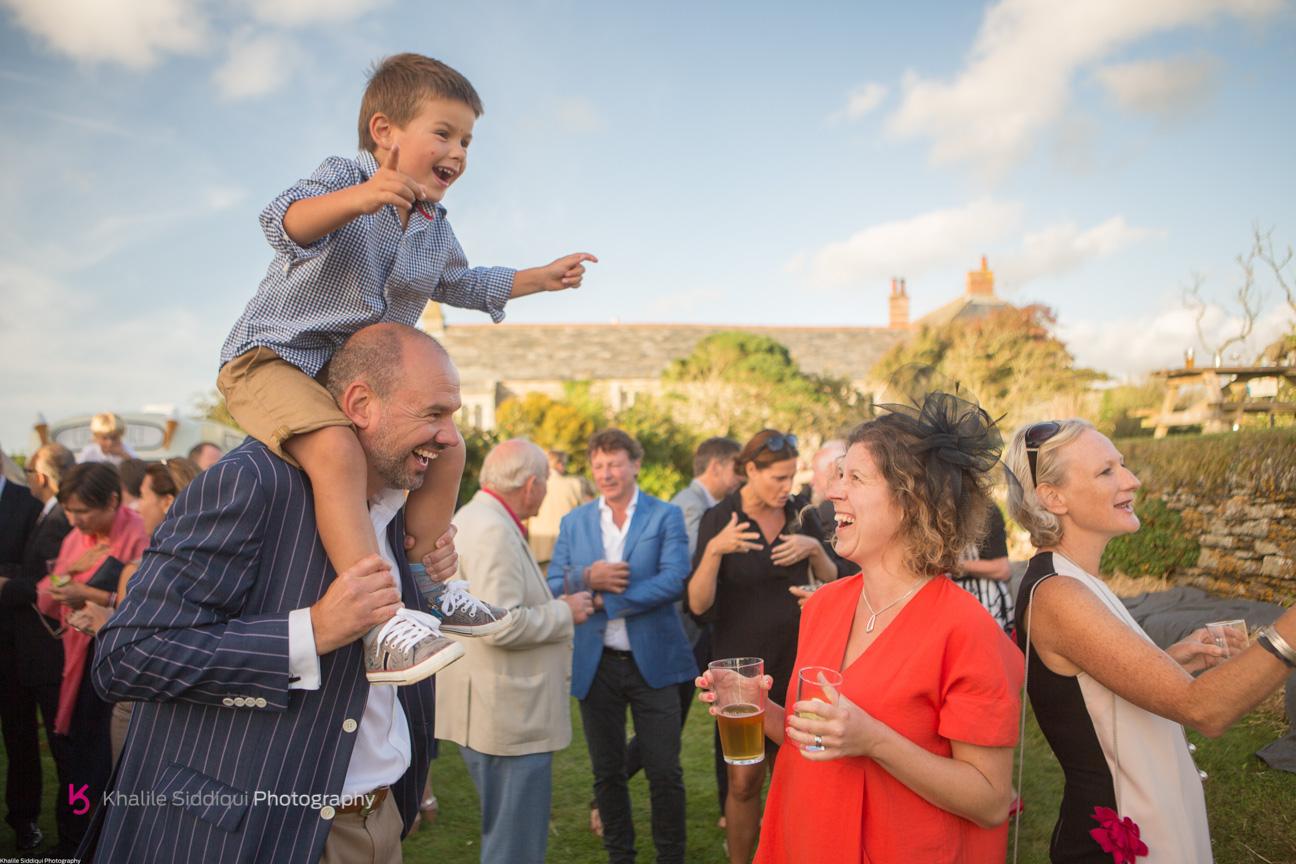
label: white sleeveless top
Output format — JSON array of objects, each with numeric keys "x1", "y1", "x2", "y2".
[{"x1": 1054, "y1": 553, "x2": 1212, "y2": 863}]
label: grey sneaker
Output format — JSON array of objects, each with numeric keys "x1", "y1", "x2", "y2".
[
  {"x1": 363, "y1": 609, "x2": 464, "y2": 685},
  {"x1": 422, "y1": 580, "x2": 512, "y2": 637}
]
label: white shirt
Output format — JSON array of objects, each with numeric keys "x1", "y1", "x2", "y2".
[
  {"x1": 598, "y1": 486, "x2": 639, "y2": 651},
  {"x1": 77, "y1": 441, "x2": 139, "y2": 465},
  {"x1": 286, "y1": 488, "x2": 411, "y2": 797}
]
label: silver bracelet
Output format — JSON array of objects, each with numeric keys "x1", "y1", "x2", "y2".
[{"x1": 1258, "y1": 626, "x2": 1296, "y2": 668}]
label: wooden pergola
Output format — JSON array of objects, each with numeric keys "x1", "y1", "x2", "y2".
[{"x1": 1137, "y1": 365, "x2": 1296, "y2": 437}]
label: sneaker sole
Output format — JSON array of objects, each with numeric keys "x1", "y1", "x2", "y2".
[
  {"x1": 438, "y1": 609, "x2": 513, "y2": 637},
  {"x1": 366, "y1": 640, "x2": 466, "y2": 686}
]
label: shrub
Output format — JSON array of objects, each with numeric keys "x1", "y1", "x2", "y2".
[{"x1": 1100, "y1": 497, "x2": 1200, "y2": 578}]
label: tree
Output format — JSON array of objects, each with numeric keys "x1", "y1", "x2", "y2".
[
  {"x1": 872, "y1": 304, "x2": 1102, "y2": 430},
  {"x1": 494, "y1": 392, "x2": 601, "y2": 475},
  {"x1": 190, "y1": 388, "x2": 242, "y2": 432},
  {"x1": 661, "y1": 332, "x2": 866, "y2": 440}
]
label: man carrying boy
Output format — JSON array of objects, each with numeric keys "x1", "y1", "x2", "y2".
[{"x1": 219, "y1": 53, "x2": 596, "y2": 686}]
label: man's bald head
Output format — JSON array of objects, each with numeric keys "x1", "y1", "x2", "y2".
[
  {"x1": 326, "y1": 322, "x2": 452, "y2": 402},
  {"x1": 810, "y1": 439, "x2": 847, "y2": 504}
]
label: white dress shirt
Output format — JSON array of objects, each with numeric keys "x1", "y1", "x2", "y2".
[
  {"x1": 598, "y1": 486, "x2": 639, "y2": 651},
  {"x1": 286, "y1": 488, "x2": 411, "y2": 796}
]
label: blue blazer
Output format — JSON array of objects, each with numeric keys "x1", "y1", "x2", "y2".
[
  {"x1": 547, "y1": 492, "x2": 696, "y2": 700},
  {"x1": 82, "y1": 440, "x2": 436, "y2": 864}
]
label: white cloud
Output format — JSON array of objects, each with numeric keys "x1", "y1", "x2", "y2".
[
  {"x1": 828, "y1": 82, "x2": 887, "y2": 125},
  {"x1": 243, "y1": 0, "x2": 388, "y2": 27},
  {"x1": 1062, "y1": 301, "x2": 1295, "y2": 379},
  {"x1": 1095, "y1": 55, "x2": 1220, "y2": 117},
  {"x1": 793, "y1": 199, "x2": 1023, "y2": 287},
  {"x1": 1, "y1": 0, "x2": 207, "y2": 69},
  {"x1": 997, "y1": 216, "x2": 1161, "y2": 290},
  {"x1": 213, "y1": 31, "x2": 302, "y2": 100},
  {"x1": 0, "y1": 261, "x2": 226, "y2": 455},
  {"x1": 885, "y1": 0, "x2": 1280, "y2": 181}
]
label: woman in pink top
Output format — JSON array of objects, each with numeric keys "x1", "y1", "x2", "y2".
[{"x1": 37, "y1": 462, "x2": 147, "y2": 845}]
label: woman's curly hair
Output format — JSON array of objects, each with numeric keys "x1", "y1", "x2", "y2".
[{"x1": 847, "y1": 390, "x2": 1001, "y2": 576}]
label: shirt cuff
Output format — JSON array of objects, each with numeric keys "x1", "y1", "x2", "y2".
[
  {"x1": 288, "y1": 608, "x2": 322, "y2": 691},
  {"x1": 482, "y1": 266, "x2": 516, "y2": 322}
]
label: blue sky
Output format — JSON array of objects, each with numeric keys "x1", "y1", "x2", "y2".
[{"x1": 2, "y1": 0, "x2": 1295, "y2": 454}]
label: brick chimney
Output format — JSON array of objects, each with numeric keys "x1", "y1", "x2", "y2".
[
  {"x1": 966, "y1": 256, "x2": 994, "y2": 298},
  {"x1": 888, "y1": 278, "x2": 910, "y2": 329}
]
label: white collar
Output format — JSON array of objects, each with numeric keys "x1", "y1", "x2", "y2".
[
  {"x1": 368, "y1": 488, "x2": 406, "y2": 530},
  {"x1": 598, "y1": 485, "x2": 640, "y2": 517}
]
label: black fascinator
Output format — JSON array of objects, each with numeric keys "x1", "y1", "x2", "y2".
[{"x1": 873, "y1": 365, "x2": 1003, "y2": 503}]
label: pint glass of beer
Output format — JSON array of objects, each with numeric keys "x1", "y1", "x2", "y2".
[
  {"x1": 709, "y1": 657, "x2": 765, "y2": 765},
  {"x1": 796, "y1": 666, "x2": 842, "y2": 751}
]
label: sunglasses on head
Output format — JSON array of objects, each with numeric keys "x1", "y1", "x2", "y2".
[
  {"x1": 1023, "y1": 421, "x2": 1062, "y2": 488},
  {"x1": 756, "y1": 433, "x2": 797, "y2": 458}
]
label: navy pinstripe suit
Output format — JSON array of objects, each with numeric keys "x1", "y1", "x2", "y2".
[{"x1": 81, "y1": 440, "x2": 436, "y2": 864}]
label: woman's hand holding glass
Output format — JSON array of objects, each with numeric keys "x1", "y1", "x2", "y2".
[
  {"x1": 787, "y1": 684, "x2": 886, "y2": 761},
  {"x1": 1166, "y1": 627, "x2": 1231, "y2": 673}
]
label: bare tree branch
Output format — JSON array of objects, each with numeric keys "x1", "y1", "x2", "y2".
[{"x1": 1253, "y1": 221, "x2": 1295, "y2": 328}]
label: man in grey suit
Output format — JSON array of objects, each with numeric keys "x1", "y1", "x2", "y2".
[
  {"x1": 437, "y1": 439, "x2": 593, "y2": 864},
  {"x1": 671, "y1": 438, "x2": 742, "y2": 559},
  {"x1": 87, "y1": 323, "x2": 461, "y2": 864}
]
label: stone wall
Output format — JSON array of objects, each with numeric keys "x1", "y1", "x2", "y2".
[{"x1": 1121, "y1": 429, "x2": 1296, "y2": 602}]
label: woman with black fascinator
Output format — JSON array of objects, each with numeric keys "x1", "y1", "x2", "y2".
[{"x1": 698, "y1": 383, "x2": 1024, "y2": 862}]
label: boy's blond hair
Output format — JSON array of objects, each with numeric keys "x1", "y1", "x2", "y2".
[
  {"x1": 358, "y1": 53, "x2": 484, "y2": 152},
  {"x1": 90, "y1": 411, "x2": 126, "y2": 439}
]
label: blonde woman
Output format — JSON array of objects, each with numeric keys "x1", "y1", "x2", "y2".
[{"x1": 1008, "y1": 418, "x2": 1296, "y2": 863}]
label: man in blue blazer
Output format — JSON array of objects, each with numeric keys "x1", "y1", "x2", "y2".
[
  {"x1": 84, "y1": 323, "x2": 461, "y2": 864},
  {"x1": 547, "y1": 429, "x2": 695, "y2": 864}
]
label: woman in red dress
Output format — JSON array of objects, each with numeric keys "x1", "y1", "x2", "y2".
[{"x1": 701, "y1": 391, "x2": 1024, "y2": 863}]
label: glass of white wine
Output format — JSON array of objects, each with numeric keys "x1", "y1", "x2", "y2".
[{"x1": 796, "y1": 666, "x2": 842, "y2": 751}]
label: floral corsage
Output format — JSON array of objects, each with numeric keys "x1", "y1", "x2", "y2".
[{"x1": 1090, "y1": 807, "x2": 1148, "y2": 863}]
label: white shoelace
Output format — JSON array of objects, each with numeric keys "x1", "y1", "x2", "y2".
[
  {"x1": 376, "y1": 608, "x2": 437, "y2": 652},
  {"x1": 435, "y1": 580, "x2": 493, "y2": 618}
]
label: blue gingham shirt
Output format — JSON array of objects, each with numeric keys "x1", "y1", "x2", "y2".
[{"x1": 221, "y1": 151, "x2": 515, "y2": 377}]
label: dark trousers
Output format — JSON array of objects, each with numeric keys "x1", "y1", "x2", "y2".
[
  {"x1": 580, "y1": 650, "x2": 686, "y2": 864},
  {"x1": 0, "y1": 668, "x2": 61, "y2": 831},
  {"x1": 626, "y1": 628, "x2": 727, "y2": 811}
]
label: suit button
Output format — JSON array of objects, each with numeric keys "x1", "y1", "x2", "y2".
[
  {"x1": 233, "y1": 697, "x2": 247, "y2": 707},
  {"x1": 254, "y1": 697, "x2": 267, "y2": 708},
  {"x1": 222, "y1": 698, "x2": 235, "y2": 707},
  {"x1": 343, "y1": 719, "x2": 358, "y2": 733},
  {"x1": 320, "y1": 805, "x2": 336, "y2": 820}
]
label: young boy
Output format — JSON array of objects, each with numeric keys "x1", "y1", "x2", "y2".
[{"x1": 218, "y1": 53, "x2": 596, "y2": 686}]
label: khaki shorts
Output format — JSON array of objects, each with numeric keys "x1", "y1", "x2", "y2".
[{"x1": 217, "y1": 347, "x2": 352, "y2": 468}]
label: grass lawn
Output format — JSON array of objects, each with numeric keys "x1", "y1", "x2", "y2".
[{"x1": 4, "y1": 696, "x2": 1292, "y2": 862}]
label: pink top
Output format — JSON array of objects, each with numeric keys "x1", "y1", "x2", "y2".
[{"x1": 37, "y1": 505, "x2": 148, "y2": 734}]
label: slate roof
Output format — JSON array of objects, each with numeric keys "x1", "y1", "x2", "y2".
[{"x1": 438, "y1": 323, "x2": 909, "y2": 387}]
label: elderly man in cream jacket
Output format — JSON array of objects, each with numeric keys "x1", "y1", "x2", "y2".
[{"x1": 436, "y1": 439, "x2": 594, "y2": 864}]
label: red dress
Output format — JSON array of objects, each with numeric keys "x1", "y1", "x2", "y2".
[{"x1": 754, "y1": 575, "x2": 1024, "y2": 864}]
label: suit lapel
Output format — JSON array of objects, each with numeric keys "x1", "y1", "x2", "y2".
[{"x1": 621, "y1": 495, "x2": 651, "y2": 559}]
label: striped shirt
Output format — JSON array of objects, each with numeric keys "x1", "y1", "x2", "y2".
[{"x1": 221, "y1": 151, "x2": 515, "y2": 377}]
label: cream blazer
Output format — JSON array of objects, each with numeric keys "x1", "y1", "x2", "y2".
[{"x1": 435, "y1": 490, "x2": 575, "y2": 756}]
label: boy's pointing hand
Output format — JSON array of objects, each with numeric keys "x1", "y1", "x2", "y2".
[
  {"x1": 358, "y1": 142, "x2": 430, "y2": 214},
  {"x1": 510, "y1": 253, "x2": 599, "y2": 298}
]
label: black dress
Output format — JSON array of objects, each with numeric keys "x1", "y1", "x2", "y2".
[{"x1": 686, "y1": 492, "x2": 835, "y2": 707}]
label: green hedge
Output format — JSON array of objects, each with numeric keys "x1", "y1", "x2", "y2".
[{"x1": 1114, "y1": 428, "x2": 1296, "y2": 498}]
